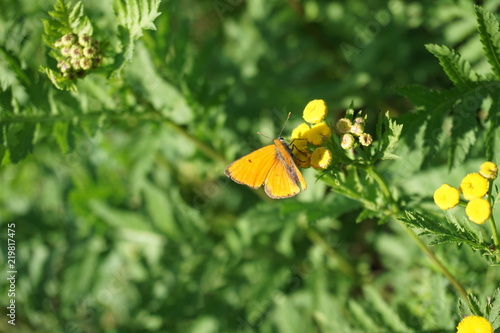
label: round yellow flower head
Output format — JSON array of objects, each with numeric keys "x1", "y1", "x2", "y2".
[
  {"x1": 291, "y1": 123, "x2": 310, "y2": 141},
  {"x1": 341, "y1": 133, "x2": 355, "y2": 150},
  {"x1": 465, "y1": 198, "x2": 491, "y2": 224},
  {"x1": 335, "y1": 118, "x2": 352, "y2": 134},
  {"x1": 293, "y1": 148, "x2": 311, "y2": 168},
  {"x1": 359, "y1": 133, "x2": 373, "y2": 146},
  {"x1": 433, "y1": 184, "x2": 460, "y2": 210},
  {"x1": 479, "y1": 161, "x2": 498, "y2": 180},
  {"x1": 307, "y1": 122, "x2": 331, "y2": 146},
  {"x1": 460, "y1": 173, "x2": 489, "y2": 200},
  {"x1": 303, "y1": 99, "x2": 328, "y2": 124},
  {"x1": 456, "y1": 315, "x2": 493, "y2": 333},
  {"x1": 311, "y1": 147, "x2": 332, "y2": 170}
]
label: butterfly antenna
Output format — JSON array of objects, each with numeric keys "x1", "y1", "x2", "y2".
[{"x1": 278, "y1": 112, "x2": 291, "y2": 138}]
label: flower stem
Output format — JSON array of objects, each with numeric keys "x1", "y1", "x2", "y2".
[
  {"x1": 489, "y1": 213, "x2": 499, "y2": 248},
  {"x1": 366, "y1": 166, "x2": 468, "y2": 300}
]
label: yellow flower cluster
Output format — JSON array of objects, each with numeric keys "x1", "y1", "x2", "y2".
[
  {"x1": 334, "y1": 112, "x2": 373, "y2": 149},
  {"x1": 456, "y1": 315, "x2": 493, "y2": 333},
  {"x1": 434, "y1": 162, "x2": 496, "y2": 224},
  {"x1": 291, "y1": 99, "x2": 333, "y2": 170}
]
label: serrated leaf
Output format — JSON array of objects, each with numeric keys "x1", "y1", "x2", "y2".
[
  {"x1": 112, "y1": 0, "x2": 162, "y2": 76},
  {"x1": 448, "y1": 101, "x2": 478, "y2": 169},
  {"x1": 488, "y1": 289, "x2": 500, "y2": 329},
  {"x1": 425, "y1": 44, "x2": 478, "y2": 90},
  {"x1": 5, "y1": 122, "x2": 36, "y2": 163},
  {"x1": 475, "y1": 5, "x2": 500, "y2": 79},
  {"x1": 467, "y1": 294, "x2": 483, "y2": 316},
  {"x1": 486, "y1": 89, "x2": 500, "y2": 161}
]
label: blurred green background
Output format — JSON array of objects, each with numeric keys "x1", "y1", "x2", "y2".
[{"x1": 1, "y1": 0, "x2": 499, "y2": 332}]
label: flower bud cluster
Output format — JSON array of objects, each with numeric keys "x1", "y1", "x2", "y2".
[
  {"x1": 54, "y1": 33, "x2": 102, "y2": 80},
  {"x1": 335, "y1": 113, "x2": 373, "y2": 150}
]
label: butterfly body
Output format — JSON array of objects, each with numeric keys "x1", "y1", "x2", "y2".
[{"x1": 225, "y1": 137, "x2": 307, "y2": 199}]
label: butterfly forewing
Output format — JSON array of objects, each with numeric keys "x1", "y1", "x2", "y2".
[{"x1": 224, "y1": 144, "x2": 277, "y2": 188}]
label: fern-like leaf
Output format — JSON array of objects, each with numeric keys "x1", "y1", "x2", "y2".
[
  {"x1": 112, "y1": 0, "x2": 162, "y2": 76},
  {"x1": 425, "y1": 44, "x2": 478, "y2": 90},
  {"x1": 475, "y1": 5, "x2": 500, "y2": 79},
  {"x1": 399, "y1": 211, "x2": 488, "y2": 251}
]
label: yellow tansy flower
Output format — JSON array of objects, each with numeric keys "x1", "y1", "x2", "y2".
[
  {"x1": 310, "y1": 147, "x2": 332, "y2": 170},
  {"x1": 465, "y1": 198, "x2": 491, "y2": 224},
  {"x1": 307, "y1": 122, "x2": 331, "y2": 146},
  {"x1": 303, "y1": 99, "x2": 328, "y2": 124},
  {"x1": 456, "y1": 315, "x2": 493, "y2": 333},
  {"x1": 460, "y1": 173, "x2": 489, "y2": 200},
  {"x1": 433, "y1": 184, "x2": 460, "y2": 210},
  {"x1": 479, "y1": 161, "x2": 498, "y2": 180},
  {"x1": 335, "y1": 118, "x2": 352, "y2": 134},
  {"x1": 291, "y1": 123, "x2": 310, "y2": 141}
]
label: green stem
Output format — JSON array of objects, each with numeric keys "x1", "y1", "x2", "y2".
[
  {"x1": 365, "y1": 166, "x2": 469, "y2": 300},
  {"x1": 490, "y1": 214, "x2": 500, "y2": 249},
  {"x1": 306, "y1": 228, "x2": 361, "y2": 281},
  {"x1": 488, "y1": 181, "x2": 500, "y2": 248}
]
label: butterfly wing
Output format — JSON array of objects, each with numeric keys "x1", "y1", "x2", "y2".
[
  {"x1": 225, "y1": 144, "x2": 277, "y2": 188},
  {"x1": 264, "y1": 140, "x2": 307, "y2": 199}
]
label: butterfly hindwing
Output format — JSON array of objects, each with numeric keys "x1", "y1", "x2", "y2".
[{"x1": 264, "y1": 139, "x2": 307, "y2": 198}]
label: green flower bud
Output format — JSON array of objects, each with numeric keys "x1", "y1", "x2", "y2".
[
  {"x1": 340, "y1": 133, "x2": 355, "y2": 150},
  {"x1": 350, "y1": 123, "x2": 364, "y2": 136},
  {"x1": 61, "y1": 33, "x2": 77, "y2": 46},
  {"x1": 70, "y1": 58, "x2": 81, "y2": 70},
  {"x1": 78, "y1": 34, "x2": 92, "y2": 47},
  {"x1": 83, "y1": 46, "x2": 96, "y2": 58},
  {"x1": 80, "y1": 58, "x2": 92, "y2": 70},
  {"x1": 61, "y1": 46, "x2": 71, "y2": 57},
  {"x1": 359, "y1": 133, "x2": 373, "y2": 146},
  {"x1": 70, "y1": 45, "x2": 83, "y2": 58}
]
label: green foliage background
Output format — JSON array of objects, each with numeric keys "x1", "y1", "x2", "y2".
[{"x1": 1, "y1": 0, "x2": 500, "y2": 332}]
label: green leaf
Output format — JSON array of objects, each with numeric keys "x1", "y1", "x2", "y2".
[
  {"x1": 5, "y1": 122, "x2": 36, "y2": 163},
  {"x1": 475, "y1": 5, "x2": 500, "y2": 79},
  {"x1": 399, "y1": 211, "x2": 488, "y2": 251},
  {"x1": 112, "y1": 0, "x2": 162, "y2": 76},
  {"x1": 489, "y1": 288, "x2": 500, "y2": 330},
  {"x1": 486, "y1": 90, "x2": 500, "y2": 161},
  {"x1": 448, "y1": 101, "x2": 478, "y2": 169},
  {"x1": 372, "y1": 111, "x2": 403, "y2": 161},
  {"x1": 425, "y1": 44, "x2": 477, "y2": 90}
]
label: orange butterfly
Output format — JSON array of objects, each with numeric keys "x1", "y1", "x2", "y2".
[{"x1": 224, "y1": 115, "x2": 307, "y2": 199}]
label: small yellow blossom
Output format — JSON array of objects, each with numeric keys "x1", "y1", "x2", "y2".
[
  {"x1": 310, "y1": 147, "x2": 332, "y2": 170},
  {"x1": 479, "y1": 161, "x2": 497, "y2": 180},
  {"x1": 456, "y1": 315, "x2": 493, "y2": 333},
  {"x1": 341, "y1": 133, "x2": 355, "y2": 150},
  {"x1": 465, "y1": 198, "x2": 491, "y2": 224},
  {"x1": 460, "y1": 173, "x2": 489, "y2": 200},
  {"x1": 307, "y1": 122, "x2": 331, "y2": 146},
  {"x1": 303, "y1": 99, "x2": 328, "y2": 124},
  {"x1": 359, "y1": 133, "x2": 373, "y2": 146},
  {"x1": 335, "y1": 118, "x2": 352, "y2": 134},
  {"x1": 433, "y1": 184, "x2": 460, "y2": 210},
  {"x1": 291, "y1": 123, "x2": 310, "y2": 141}
]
